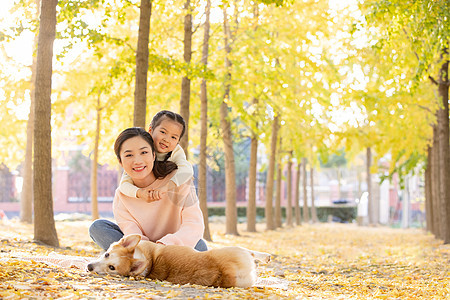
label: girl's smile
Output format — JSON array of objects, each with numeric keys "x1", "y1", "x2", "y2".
[{"x1": 158, "y1": 142, "x2": 168, "y2": 150}]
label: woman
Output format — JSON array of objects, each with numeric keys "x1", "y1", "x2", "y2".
[{"x1": 89, "y1": 127, "x2": 207, "y2": 251}]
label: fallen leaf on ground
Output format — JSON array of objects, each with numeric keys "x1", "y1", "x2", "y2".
[{"x1": 0, "y1": 220, "x2": 448, "y2": 299}]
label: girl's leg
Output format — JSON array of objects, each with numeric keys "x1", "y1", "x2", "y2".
[
  {"x1": 89, "y1": 219, "x2": 124, "y2": 251},
  {"x1": 194, "y1": 239, "x2": 208, "y2": 252}
]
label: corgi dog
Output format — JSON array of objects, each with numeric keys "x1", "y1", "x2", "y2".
[{"x1": 87, "y1": 234, "x2": 270, "y2": 288}]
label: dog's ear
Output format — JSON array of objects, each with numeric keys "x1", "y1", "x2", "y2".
[
  {"x1": 129, "y1": 259, "x2": 148, "y2": 276},
  {"x1": 120, "y1": 234, "x2": 141, "y2": 251}
]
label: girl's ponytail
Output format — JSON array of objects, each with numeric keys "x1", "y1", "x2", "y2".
[
  {"x1": 153, "y1": 160, "x2": 178, "y2": 179},
  {"x1": 164, "y1": 152, "x2": 172, "y2": 162}
]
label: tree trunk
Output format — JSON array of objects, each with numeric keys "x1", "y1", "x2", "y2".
[
  {"x1": 431, "y1": 125, "x2": 441, "y2": 238},
  {"x1": 133, "y1": 0, "x2": 152, "y2": 128},
  {"x1": 436, "y1": 50, "x2": 449, "y2": 244},
  {"x1": 247, "y1": 2, "x2": 260, "y2": 232},
  {"x1": 275, "y1": 153, "x2": 282, "y2": 228},
  {"x1": 91, "y1": 96, "x2": 101, "y2": 221},
  {"x1": 265, "y1": 115, "x2": 279, "y2": 230},
  {"x1": 295, "y1": 162, "x2": 301, "y2": 225},
  {"x1": 425, "y1": 146, "x2": 433, "y2": 233},
  {"x1": 21, "y1": 89, "x2": 34, "y2": 223},
  {"x1": 221, "y1": 6, "x2": 238, "y2": 235},
  {"x1": 199, "y1": 0, "x2": 211, "y2": 241},
  {"x1": 220, "y1": 100, "x2": 238, "y2": 235},
  {"x1": 310, "y1": 167, "x2": 318, "y2": 223},
  {"x1": 401, "y1": 175, "x2": 410, "y2": 228},
  {"x1": 247, "y1": 104, "x2": 258, "y2": 232},
  {"x1": 179, "y1": 0, "x2": 192, "y2": 155},
  {"x1": 21, "y1": 0, "x2": 41, "y2": 224},
  {"x1": 286, "y1": 153, "x2": 293, "y2": 226},
  {"x1": 302, "y1": 157, "x2": 309, "y2": 223},
  {"x1": 33, "y1": 0, "x2": 59, "y2": 247},
  {"x1": 367, "y1": 147, "x2": 376, "y2": 225}
]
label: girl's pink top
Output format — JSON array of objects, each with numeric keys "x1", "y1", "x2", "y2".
[{"x1": 113, "y1": 172, "x2": 204, "y2": 248}]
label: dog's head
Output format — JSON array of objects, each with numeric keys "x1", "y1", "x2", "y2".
[{"x1": 87, "y1": 234, "x2": 148, "y2": 277}]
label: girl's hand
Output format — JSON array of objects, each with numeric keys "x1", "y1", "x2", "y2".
[
  {"x1": 147, "y1": 189, "x2": 164, "y2": 202},
  {"x1": 136, "y1": 188, "x2": 147, "y2": 200},
  {"x1": 137, "y1": 187, "x2": 165, "y2": 202}
]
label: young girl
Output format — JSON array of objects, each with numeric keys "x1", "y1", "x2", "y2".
[
  {"x1": 89, "y1": 127, "x2": 206, "y2": 251},
  {"x1": 119, "y1": 110, "x2": 193, "y2": 201}
]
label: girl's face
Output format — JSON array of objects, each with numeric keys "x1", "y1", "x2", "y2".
[
  {"x1": 149, "y1": 118, "x2": 183, "y2": 154},
  {"x1": 119, "y1": 136, "x2": 155, "y2": 186}
]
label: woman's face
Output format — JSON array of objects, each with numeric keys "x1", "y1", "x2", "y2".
[{"x1": 119, "y1": 136, "x2": 155, "y2": 184}]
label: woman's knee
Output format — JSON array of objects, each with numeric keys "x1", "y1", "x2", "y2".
[
  {"x1": 89, "y1": 219, "x2": 123, "y2": 250},
  {"x1": 89, "y1": 219, "x2": 109, "y2": 238},
  {"x1": 195, "y1": 239, "x2": 208, "y2": 252}
]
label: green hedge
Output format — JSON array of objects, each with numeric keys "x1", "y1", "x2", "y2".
[{"x1": 207, "y1": 206, "x2": 357, "y2": 223}]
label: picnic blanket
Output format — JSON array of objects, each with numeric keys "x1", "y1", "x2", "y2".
[{"x1": 2, "y1": 252, "x2": 92, "y2": 269}]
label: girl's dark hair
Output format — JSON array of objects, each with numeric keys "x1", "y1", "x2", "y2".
[
  {"x1": 114, "y1": 127, "x2": 177, "y2": 179},
  {"x1": 150, "y1": 110, "x2": 186, "y2": 140}
]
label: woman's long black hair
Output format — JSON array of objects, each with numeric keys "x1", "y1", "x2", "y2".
[{"x1": 114, "y1": 127, "x2": 177, "y2": 179}]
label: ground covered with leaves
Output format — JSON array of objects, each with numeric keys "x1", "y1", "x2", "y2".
[{"x1": 0, "y1": 217, "x2": 448, "y2": 299}]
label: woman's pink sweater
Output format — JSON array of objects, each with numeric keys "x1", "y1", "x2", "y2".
[{"x1": 113, "y1": 173, "x2": 204, "y2": 248}]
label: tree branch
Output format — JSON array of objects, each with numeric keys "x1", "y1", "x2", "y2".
[{"x1": 428, "y1": 75, "x2": 438, "y2": 85}]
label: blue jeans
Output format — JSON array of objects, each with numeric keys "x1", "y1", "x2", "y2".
[{"x1": 89, "y1": 219, "x2": 208, "y2": 252}]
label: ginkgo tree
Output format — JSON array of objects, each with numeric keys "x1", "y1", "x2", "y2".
[
  {"x1": 0, "y1": 0, "x2": 41, "y2": 224},
  {"x1": 211, "y1": 0, "x2": 358, "y2": 230},
  {"x1": 54, "y1": 0, "x2": 217, "y2": 221},
  {"x1": 353, "y1": 0, "x2": 449, "y2": 242},
  {"x1": 54, "y1": 53, "x2": 135, "y2": 219},
  {"x1": 2, "y1": 0, "x2": 447, "y2": 242},
  {"x1": 264, "y1": 0, "x2": 342, "y2": 227},
  {"x1": 33, "y1": 0, "x2": 59, "y2": 247}
]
